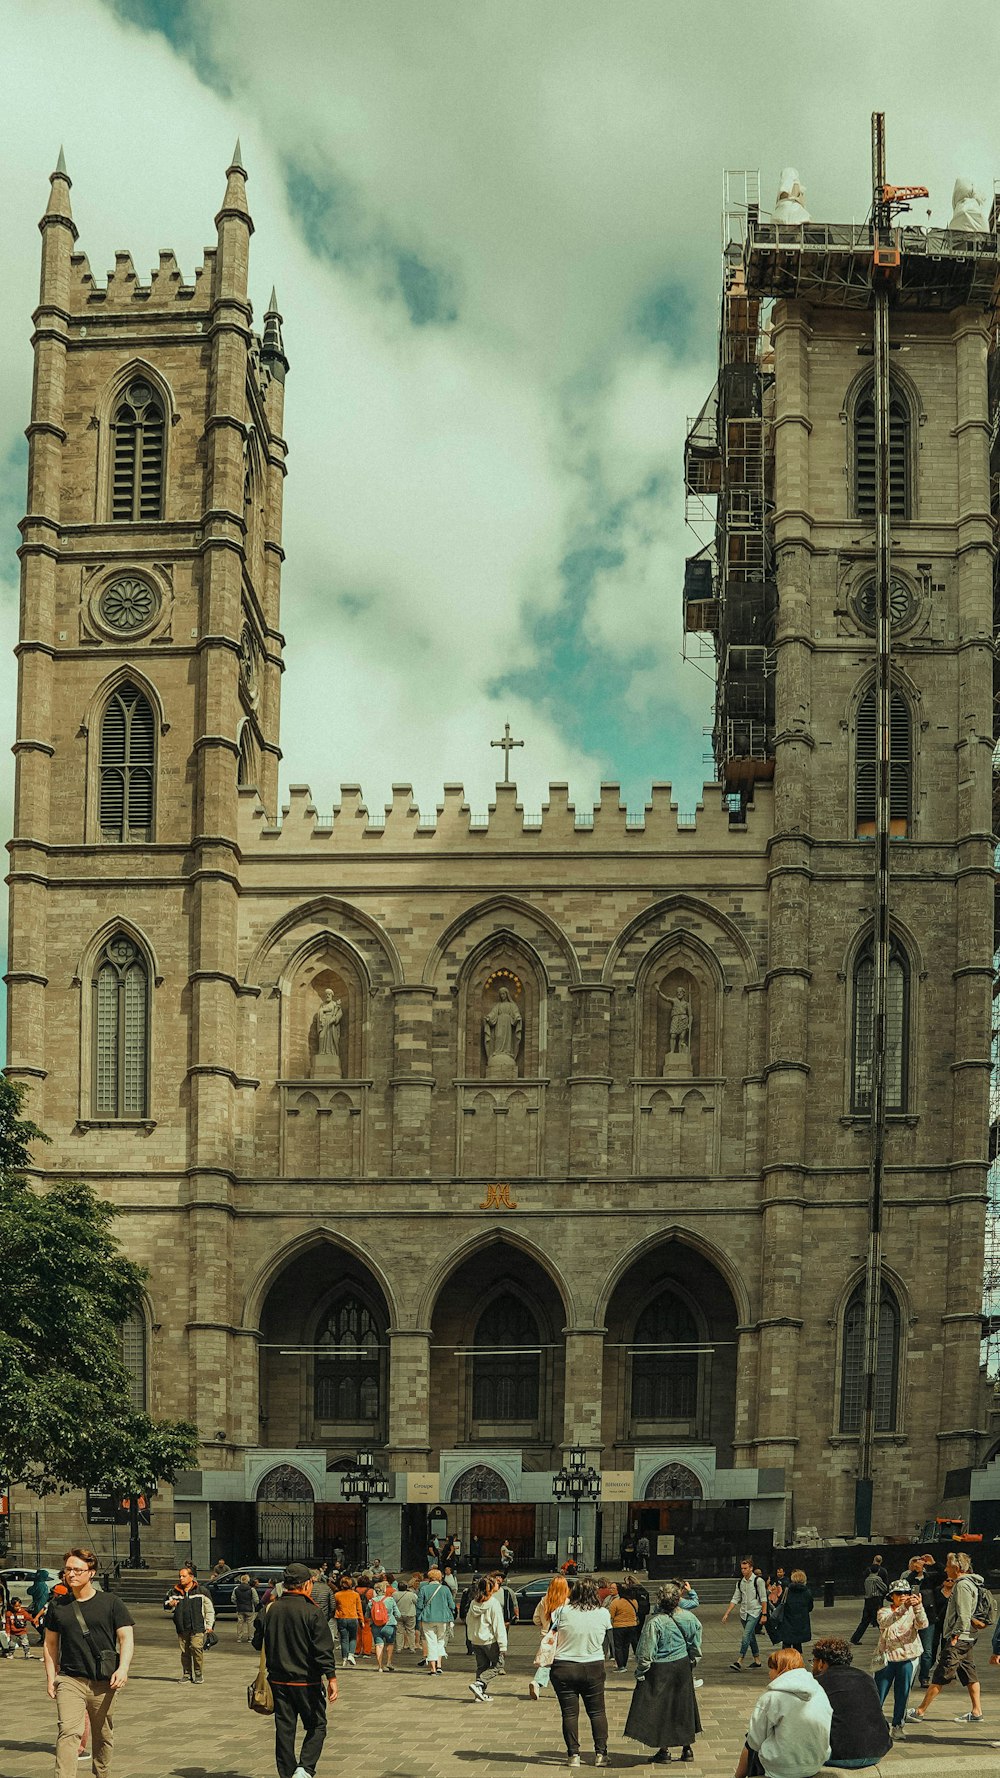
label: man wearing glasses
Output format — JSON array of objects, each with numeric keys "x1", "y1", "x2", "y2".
[{"x1": 43, "y1": 1547, "x2": 134, "y2": 1777}]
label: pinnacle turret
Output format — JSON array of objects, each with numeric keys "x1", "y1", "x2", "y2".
[
  {"x1": 261, "y1": 286, "x2": 288, "y2": 380},
  {"x1": 40, "y1": 145, "x2": 77, "y2": 243},
  {"x1": 215, "y1": 139, "x2": 253, "y2": 235}
]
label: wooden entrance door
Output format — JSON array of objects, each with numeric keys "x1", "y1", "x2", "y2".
[
  {"x1": 470, "y1": 1504, "x2": 536, "y2": 1560},
  {"x1": 314, "y1": 1504, "x2": 363, "y2": 1564}
]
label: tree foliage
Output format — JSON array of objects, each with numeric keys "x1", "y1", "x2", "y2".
[{"x1": 0, "y1": 1078, "x2": 197, "y2": 1494}]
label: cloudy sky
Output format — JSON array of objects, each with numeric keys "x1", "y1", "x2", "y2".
[{"x1": 1, "y1": 0, "x2": 998, "y2": 834}]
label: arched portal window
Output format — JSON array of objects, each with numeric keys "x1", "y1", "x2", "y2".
[
  {"x1": 631, "y1": 1290, "x2": 699, "y2": 1420},
  {"x1": 314, "y1": 1296, "x2": 382, "y2": 1424},
  {"x1": 472, "y1": 1292, "x2": 539, "y2": 1421},
  {"x1": 840, "y1": 1282, "x2": 900, "y2": 1432},
  {"x1": 853, "y1": 387, "x2": 911, "y2": 520},
  {"x1": 854, "y1": 684, "x2": 911, "y2": 837},
  {"x1": 851, "y1": 938, "x2": 909, "y2": 1113},
  {"x1": 99, "y1": 682, "x2": 155, "y2": 843},
  {"x1": 110, "y1": 379, "x2": 165, "y2": 521},
  {"x1": 93, "y1": 934, "x2": 149, "y2": 1118},
  {"x1": 121, "y1": 1307, "x2": 147, "y2": 1411}
]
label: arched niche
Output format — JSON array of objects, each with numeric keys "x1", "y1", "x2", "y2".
[
  {"x1": 450, "y1": 1464, "x2": 511, "y2": 1504},
  {"x1": 285, "y1": 948, "x2": 365, "y2": 1082},
  {"x1": 644, "y1": 1461, "x2": 704, "y2": 1502},
  {"x1": 460, "y1": 937, "x2": 544, "y2": 1080},
  {"x1": 639, "y1": 939, "x2": 721, "y2": 1078}
]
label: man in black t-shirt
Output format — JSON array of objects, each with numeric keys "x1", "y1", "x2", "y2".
[{"x1": 43, "y1": 1545, "x2": 134, "y2": 1778}]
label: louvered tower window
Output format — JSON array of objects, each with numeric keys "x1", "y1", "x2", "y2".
[
  {"x1": 100, "y1": 682, "x2": 155, "y2": 843},
  {"x1": 473, "y1": 1292, "x2": 540, "y2": 1421},
  {"x1": 93, "y1": 934, "x2": 149, "y2": 1119},
  {"x1": 851, "y1": 938, "x2": 909, "y2": 1113},
  {"x1": 110, "y1": 380, "x2": 165, "y2": 521},
  {"x1": 840, "y1": 1282, "x2": 900, "y2": 1432},
  {"x1": 855, "y1": 685, "x2": 911, "y2": 837},
  {"x1": 854, "y1": 390, "x2": 910, "y2": 520},
  {"x1": 121, "y1": 1308, "x2": 148, "y2": 1410}
]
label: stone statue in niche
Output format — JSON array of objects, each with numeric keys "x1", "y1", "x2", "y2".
[
  {"x1": 483, "y1": 984, "x2": 523, "y2": 1079},
  {"x1": 312, "y1": 988, "x2": 343, "y2": 1078},
  {"x1": 657, "y1": 972, "x2": 698, "y2": 1077}
]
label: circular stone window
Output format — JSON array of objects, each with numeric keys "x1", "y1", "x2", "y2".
[
  {"x1": 99, "y1": 575, "x2": 160, "y2": 635},
  {"x1": 853, "y1": 575, "x2": 918, "y2": 634}
]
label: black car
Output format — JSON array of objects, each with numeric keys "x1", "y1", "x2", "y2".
[
  {"x1": 514, "y1": 1576, "x2": 552, "y2": 1619},
  {"x1": 207, "y1": 1566, "x2": 288, "y2": 1614}
]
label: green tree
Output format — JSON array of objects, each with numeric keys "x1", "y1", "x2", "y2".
[{"x1": 0, "y1": 1078, "x2": 197, "y2": 1494}]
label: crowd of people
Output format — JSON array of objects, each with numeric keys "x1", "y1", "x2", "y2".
[{"x1": 13, "y1": 1541, "x2": 999, "y2": 1777}]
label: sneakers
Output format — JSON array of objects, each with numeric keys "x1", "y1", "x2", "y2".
[
  {"x1": 469, "y1": 1680, "x2": 485, "y2": 1700},
  {"x1": 891, "y1": 1725, "x2": 906, "y2": 1740},
  {"x1": 729, "y1": 1661, "x2": 743, "y2": 1671},
  {"x1": 681, "y1": 1752, "x2": 694, "y2": 1764},
  {"x1": 566, "y1": 1760, "x2": 581, "y2": 1771},
  {"x1": 528, "y1": 1680, "x2": 539, "y2": 1699},
  {"x1": 346, "y1": 1653, "x2": 356, "y2": 1667},
  {"x1": 693, "y1": 1678, "x2": 704, "y2": 1688},
  {"x1": 955, "y1": 1712, "x2": 985, "y2": 1723},
  {"x1": 595, "y1": 1756, "x2": 609, "y2": 1768}
]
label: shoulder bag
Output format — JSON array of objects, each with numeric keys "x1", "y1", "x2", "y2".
[
  {"x1": 534, "y1": 1604, "x2": 562, "y2": 1668},
  {"x1": 69, "y1": 1600, "x2": 119, "y2": 1681},
  {"x1": 248, "y1": 1602, "x2": 274, "y2": 1714}
]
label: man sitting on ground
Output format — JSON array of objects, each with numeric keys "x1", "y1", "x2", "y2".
[{"x1": 812, "y1": 1636, "x2": 891, "y2": 1769}]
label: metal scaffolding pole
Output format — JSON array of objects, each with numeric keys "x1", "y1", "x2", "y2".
[{"x1": 855, "y1": 110, "x2": 893, "y2": 1538}]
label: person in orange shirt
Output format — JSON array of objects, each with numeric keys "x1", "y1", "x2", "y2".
[{"x1": 333, "y1": 1576, "x2": 364, "y2": 1666}]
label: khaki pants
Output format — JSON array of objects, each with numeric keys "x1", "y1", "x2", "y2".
[
  {"x1": 177, "y1": 1630, "x2": 205, "y2": 1679},
  {"x1": 236, "y1": 1611, "x2": 254, "y2": 1642},
  {"x1": 55, "y1": 1675, "x2": 115, "y2": 1778}
]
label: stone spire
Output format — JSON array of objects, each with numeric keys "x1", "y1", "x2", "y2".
[
  {"x1": 42, "y1": 145, "x2": 77, "y2": 236},
  {"x1": 215, "y1": 138, "x2": 254, "y2": 236},
  {"x1": 261, "y1": 286, "x2": 288, "y2": 381}
]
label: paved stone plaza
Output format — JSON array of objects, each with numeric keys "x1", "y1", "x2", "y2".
[{"x1": 4, "y1": 1601, "x2": 1000, "y2": 1778}]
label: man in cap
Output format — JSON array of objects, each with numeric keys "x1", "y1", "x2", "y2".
[{"x1": 254, "y1": 1562, "x2": 337, "y2": 1778}]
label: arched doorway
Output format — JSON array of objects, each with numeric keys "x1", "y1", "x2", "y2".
[
  {"x1": 255, "y1": 1464, "x2": 315, "y2": 1562},
  {"x1": 449, "y1": 1464, "x2": 527, "y2": 1565}
]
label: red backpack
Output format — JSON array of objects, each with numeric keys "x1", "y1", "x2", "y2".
[{"x1": 370, "y1": 1595, "x2": 389, "y2": 1627}]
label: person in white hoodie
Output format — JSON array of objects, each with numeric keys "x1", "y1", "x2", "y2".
[
  {"x1": 734, "y1": 1648, "x2": 832, "y2": 1778},
  {"x1": 466, "y1": 1574, "x2": 507, "y2": 1703}
]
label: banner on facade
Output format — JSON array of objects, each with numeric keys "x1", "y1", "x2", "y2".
[
  {"x1": 600, "y1": 1471, "x2": 634, "y2": 1502},
  {"x1": 406, "y1": 1473, "x2": 441, "y2": 1504}
]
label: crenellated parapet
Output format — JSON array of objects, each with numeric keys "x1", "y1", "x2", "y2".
[
  {"x1": 66, "y1": 244, "x2": 216, "y2": 312},
  {"x1": 241, "y1": 777, "x2": 773, "y2": 849}
]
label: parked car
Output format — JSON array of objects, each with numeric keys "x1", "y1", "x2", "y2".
[
  {"x1": 513, "y1": 1576, "x2": 552, "y2": 1619},
  {"x1": 207, "y1": 1565, "x2": 288, "y2": 1614},
  {"x1": 0, "y1": 1567, "x2": 62, "y2": 1603}
]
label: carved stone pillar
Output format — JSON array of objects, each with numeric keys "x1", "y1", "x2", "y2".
[
  {"x1": 568, "y1": 986, "x2": 613, "y2": 1174},
  {"x1": 387, "y1": 1328, "x2": 432, "y2": 1467},
  {"x1": 562, "y1": 1327, "x2": 606, "y2": 1450},
  {"x1": 390, "y1": 985, "x2": 435, "y2": 1176}
]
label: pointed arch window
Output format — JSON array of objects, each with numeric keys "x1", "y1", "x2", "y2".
[
  {"x1": 237, "y1": 723, "x2": 257, "y2": 789},
  {"x1": 855, "y1": 684, "x2": 911, "y2": 837},
  {"x1": 121, "y1": 1308, "x2": 148, "y2": 1411},
  {"x1": 314, "y1": 1295, "x2": 382, "y2": 1424},
  {"x1": 100, "y1": 682, "x2": 155, "y2": 843},
  {"x1": 631, "y1": 1290, "x2": 699, "y2": 1420},
  {"x1": 93, "y1": 935, "x2": 149, "y2": 1118},
  {"x1": 851, "y1": 937, "x2": 909, "y2": 1113},
  {"x1": 110, "y1": 380, "x2": 165, "y2": 521},
  {"x1": 473, "y1": 1292, "x2": 539, "y2": 1421},
  {"x1": 840, "y1": 1281, "x2": 900, "y2": 1432},
  {"x1": 853, "y1": 386, "x2": 911, "y2": 520}
]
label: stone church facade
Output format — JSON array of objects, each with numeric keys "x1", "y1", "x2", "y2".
[{"x1": 7, "y1": 151, "x2": 995, "y2": 1569}]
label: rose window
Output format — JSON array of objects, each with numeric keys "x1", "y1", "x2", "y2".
[{"x1": 99, "y1": 577, "x2": 158, "y2": 633}]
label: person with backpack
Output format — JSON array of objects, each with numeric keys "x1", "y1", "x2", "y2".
[
  {"x1": 367, "y1": 1579, "x2": 400, "y2": 1672},
  {"x1": 905, "y1": 1550, "x2": 991, "y2": 1727},
  {"x1": 722, "y1": 1556, "x2": 768, "y2": 1670},
  {"x1": 233, "y1": 1573, "x2": 260, "y2": 1644},
  {"x1": 466, "y1": 1573, "x2": 508, "y2": 1702}
]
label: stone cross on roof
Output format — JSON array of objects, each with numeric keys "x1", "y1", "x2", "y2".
[{"x1": 491, "y1": 720, "x2": 524, "y2": 784}]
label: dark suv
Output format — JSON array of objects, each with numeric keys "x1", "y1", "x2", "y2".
[{"x1": 207, "y1": 1566, "x2": 288, "y2": 1615}]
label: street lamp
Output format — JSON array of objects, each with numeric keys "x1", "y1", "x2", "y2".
[
  {"x1": 340, "y1": 1450, "x2": 390, "y2": 1569},
  {"x1": 552, "y1": 1448, "x2": 601, "y2": 1571}
]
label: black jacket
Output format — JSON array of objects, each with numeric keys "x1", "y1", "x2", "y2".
[
  {"x1": 254, "y1": 1591, "x2": 336, "y2": 1684},
  {"x1": 816, "y1": 1665, "x2": 891, "y2": 1764},
  {"x1": 779, "y1": 1581, "x2": 813, "y2": 1642},
  {"x1": 165, "y1": 1583, "x2": 213, "y2": 1637}
]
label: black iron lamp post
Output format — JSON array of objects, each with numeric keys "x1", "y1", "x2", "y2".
[
  {"x1": 552, "y1": 1447, "x2": 601, "y2": 1570},
  {"x1": 340, "y1": 1451, "x2": 390, "y2": 1569}
]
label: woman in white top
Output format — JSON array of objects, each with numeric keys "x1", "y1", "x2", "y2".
[{"x1": 551, "y1": 1578, "x2": 613, "y2": 1769}]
